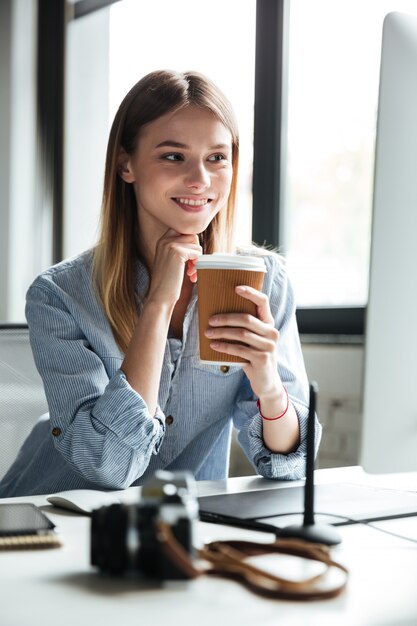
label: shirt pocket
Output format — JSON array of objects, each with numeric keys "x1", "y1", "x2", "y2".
[
  {"x1": 191, "y1": 356, "x2": 244, "y2": 378},
  {"x1": 189, "y1": 356, "x2": 244, "y2": 423}
]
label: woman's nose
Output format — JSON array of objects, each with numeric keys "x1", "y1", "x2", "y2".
[{"x1": 184, "y1": 161, "x2": 210, "y2": 189}]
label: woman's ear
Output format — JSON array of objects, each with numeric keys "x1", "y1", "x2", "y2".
[{"x1": 118, "y1": 149, "x2": 135, "y2": 183}]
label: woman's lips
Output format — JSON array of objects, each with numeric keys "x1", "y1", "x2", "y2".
[{"x1": 172, "y1": 197, "x2": 212, "y2": 212}]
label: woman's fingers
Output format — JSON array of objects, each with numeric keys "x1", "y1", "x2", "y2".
[
  {"x1": 158, "y1": 229, "x2": 201, "y2": 256},
  {"x1": 209, "y1": 340, "x2": 270, "y2": 363},
  {"x1": 148, "y1": 231, "x2": 202, "y2": 303},
  {"x1": 187, "y1": 259, "x2": 198, "y2": 283},
  {"x1": 206, "y1": 284, "x2": 282, "y2": 399},
  {"x1": 208, "y1": 311, "x2": 275, "y2": 338},
  {"x1": 205, "y1": 324, "x2": 279, "y2": 350},
  {"x1": 157, "y1": 230, "x2": 202, "y2": 266},
  {"x1": 206, "y1": 285, "x2": 278, "y2": 346},
  {"x1": 235, "y1": 285, "x2": 274, "y2": 324}
]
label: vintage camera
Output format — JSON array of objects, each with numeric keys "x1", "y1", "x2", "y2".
[{"x1": 90, "y1": 470, "x2": 198, "y2": 580}]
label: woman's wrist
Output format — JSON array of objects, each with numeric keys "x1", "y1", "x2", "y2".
[
  {"x1": 142, "y1": 297, "x2": 175, "y2": 320},
  {"x1": 257, "y1": 386, "x2": 289, "y2": 420}
]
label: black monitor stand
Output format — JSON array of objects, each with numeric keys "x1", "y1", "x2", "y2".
[{"x1": 278, "y1": 382, "x2": 342, "y2": 546}]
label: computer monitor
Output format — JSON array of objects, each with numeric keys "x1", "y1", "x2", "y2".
[{"x1": 361, "y1": 11, "x2": 417, "y2": 473}]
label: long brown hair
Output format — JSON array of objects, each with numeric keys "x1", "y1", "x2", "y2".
[{"x1": 92, "y1": 70, "x2": 240, "y2": 352}]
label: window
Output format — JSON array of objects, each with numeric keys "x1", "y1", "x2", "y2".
[
  {"x1": 64, "y1": 0, "x2": 256, "y2": 259},
  {"x1": 285, "y1": 0, "x2": 417, "y2": 310},
  {"x1": 10, "y1": 0, "x2": 414, "y2": 334}
]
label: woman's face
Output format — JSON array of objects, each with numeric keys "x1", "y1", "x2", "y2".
[{"x1": 120, "y1": 106, "x2": 233, "y2": 241}]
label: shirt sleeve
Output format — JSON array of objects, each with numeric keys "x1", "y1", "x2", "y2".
[
  {"x1": 25, "y1": 279, "x2": 166, "y2": 490},
  {"x1": 232, "y1": 253, "x2": 322, "y2": 480}
]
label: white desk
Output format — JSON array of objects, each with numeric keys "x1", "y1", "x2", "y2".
[{"x1": 1, "y1": 467, "x2": 416, "y2": 626}]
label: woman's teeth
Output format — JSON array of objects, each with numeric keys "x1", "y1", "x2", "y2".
[{"x1": 175, "y1": 198, "x2": 209, "y2": 206}]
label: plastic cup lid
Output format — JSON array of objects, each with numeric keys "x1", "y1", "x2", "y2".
[{"x1": 196, "y1": 254, "x2": 266, "y2": 271}]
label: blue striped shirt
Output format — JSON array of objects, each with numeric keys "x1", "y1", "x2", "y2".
[{"x1": 0, "y1": 249, "x2": 321, "y2": 497}]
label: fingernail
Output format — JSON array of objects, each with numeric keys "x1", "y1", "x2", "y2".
[
  {"x1": 205, "y1": 329, "x2": 214, "y2": 337},
  {"x1": 209, "y1": 316, "x2": 220, "y2": 324},
  {"x1": 236, "y1": 286, "x2": 247, "y2": 292}
]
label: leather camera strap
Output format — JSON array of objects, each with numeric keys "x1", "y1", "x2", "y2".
[{"x1": 155, "y1": 521, "x2": 349, "y2": 600}]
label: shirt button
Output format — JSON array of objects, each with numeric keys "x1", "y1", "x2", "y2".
[
  {"x1": 51, "y1": 427, "x2": 61, "y2": 437},
  {"x1": 166, "y1": 415, "x2": 174, "y2": 425},
  {"x1": 220, "y1": 365, "x2": 230, "y2": 374}
]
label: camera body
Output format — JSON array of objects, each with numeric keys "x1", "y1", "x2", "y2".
[{"x1": 91, "y1": 470, "x2": 198, "y2": 579}]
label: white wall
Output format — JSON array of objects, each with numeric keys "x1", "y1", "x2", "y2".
[
  {"x1": 64, "y1": 8, "x2": 110, "y2": 259},
  {"x1": 303, "y1": 341, "x2": 363, "y2": 468},
  {"x1": 0, "y1": 0, "x2": 13, "y2": 320},
  {"x1": 0, "y1": 0, "x2": 40, "y2": 322}
]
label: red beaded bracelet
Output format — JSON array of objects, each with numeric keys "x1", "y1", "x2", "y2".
[{"x1": 256, "y1": 387, "x2": 289, "y2": 421}]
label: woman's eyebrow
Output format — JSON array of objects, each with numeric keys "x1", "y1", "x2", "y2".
[
  {"x1": 209, "y1": 143, "x2": 231, "y2": 151},
  {"x1": 155, "y1": 140, "x2": 188, "y2": 149},
  {"x1": 154, "y1": 141, "x2": 231, "y2": 151}
]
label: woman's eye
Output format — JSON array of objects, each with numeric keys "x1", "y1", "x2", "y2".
[
  {"x1": 208, "y1": 154, "x2": 227, "y2": 162},
  {"x1": 163, "y1": 153, "x2": 183, "y2": 161}
]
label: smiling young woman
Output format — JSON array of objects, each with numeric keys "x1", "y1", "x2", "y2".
[
  {"x1": 0, "y1": 70, "x2": 320, "y2": 498},
  {"x1": 94, "y1": 71, "x2": 240, "y2": 353}
]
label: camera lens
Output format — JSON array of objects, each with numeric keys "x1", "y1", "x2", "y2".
[{"x1": 91, "y1": 504, "x2": 130, "y2": 574}]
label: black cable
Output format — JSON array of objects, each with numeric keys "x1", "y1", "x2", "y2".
[
  {"x1": 297, "y1": 511, "x2": 417, "y2": 546},
  {"x1": 201, "y1": 510, "x2": 417, "y2": 546},
  {"x1": 361, "y1": 521, "x2": 417, "y2": 545}
]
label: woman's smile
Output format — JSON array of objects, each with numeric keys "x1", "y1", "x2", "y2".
[{"x1": 172, "y1": 196, "x2": 213, "y2": 212}]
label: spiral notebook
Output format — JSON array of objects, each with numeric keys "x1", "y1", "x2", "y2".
[{"x1": 0, "y1": 503, "x2": 62, "y2": 550}]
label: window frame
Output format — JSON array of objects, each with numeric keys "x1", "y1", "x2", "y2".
[
  {"x1": 36, "y1": 0, "x2": 66, "y2": 264},
  {"x1": 39, "y1": 0, "x2": 365, "y2": 337},
  {"x1": 252, "y1": 0, "x2": 365, "y2": 337}
]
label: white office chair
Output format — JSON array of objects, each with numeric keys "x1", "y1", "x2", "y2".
[{"x1": 0, "y1": 325, "x2": 48, "y2": 480}]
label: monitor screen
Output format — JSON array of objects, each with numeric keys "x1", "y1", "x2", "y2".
[{"x1": 361, "y1": 12, "x2": 417, "y2": 473}]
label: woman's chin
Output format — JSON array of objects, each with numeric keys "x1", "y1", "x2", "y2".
[{"x1": 173, "y1": 221, "x2": 210, "y2": 237}]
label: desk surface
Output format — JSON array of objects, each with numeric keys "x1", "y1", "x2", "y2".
[{"x1": 1, "y1": 466, "x2": 416, "y2": 626}]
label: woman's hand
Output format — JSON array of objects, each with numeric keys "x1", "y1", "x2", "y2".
[
  {"x1": 122, "y1": 228, "x2": 201, "y2": 417},
  {"x1": 205, "y1": 284, "x2": 300, "y2": 454},
  {"x1": 147, "y1": 229, "x2": 202, "y2": 307},
  {"x1": 205, "y1": 285, "x2": 282, "y2": 400}
]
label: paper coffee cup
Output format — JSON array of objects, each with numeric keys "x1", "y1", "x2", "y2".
[{"x1": 196, "y1": 254, "x2": 267, "y2": 364}]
